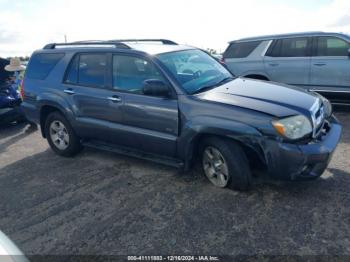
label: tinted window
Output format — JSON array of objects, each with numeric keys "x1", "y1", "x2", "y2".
[
  {"x1": 65, "y1": 55, "x2": 78, "y2": 84},
  {"x1": 266, "y1": 37, "x2": 309, "y2": 57},
  {"x1": 78, "y1": 54, "x2": 106, "y2": 87},
  {"x1": 316, "y1": 37, "x2": 350, "y2": 56},
  {"x1": 27, "y1": 53, "x2": 64, "y2": 80},
  {"x1": 224, "y1": 41, "x2": 262, "y2": 58},
  {"x1": 113, "y1": 55, "x2": 165, "y2": 94}
]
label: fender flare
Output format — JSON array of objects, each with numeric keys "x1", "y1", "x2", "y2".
[{"x1": 37, "y1": 94, "x2": 75, "y2": 137}]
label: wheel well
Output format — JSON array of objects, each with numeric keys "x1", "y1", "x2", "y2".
[
  {"x1": 40, "y1": 105, "x2": 61, "y2": 138},
  {"x1": 190, "y1": 134, "x2": 267, "y2": 172},
  {"x1": 244, "y1": 74, "x2": 269, "y2": 81}
]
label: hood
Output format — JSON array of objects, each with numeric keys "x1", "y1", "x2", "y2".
[{"x1": 196, "y1": 78, "x2": 319, "y2": 117}]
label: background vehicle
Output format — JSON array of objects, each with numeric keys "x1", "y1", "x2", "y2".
[
  {"x1": 21, "y1": 39, "x2": 341, "y2": 191},
  {"x1": 0, "y1": 59, "x2": 25, "y2": 126},
  {"x1": 0, "y1": 108, "x2": 25, "y2": 126},
  {"x1": 0, "y1": 58, "x2": 11, "y2": 83},
  {"x1": 223, "y1": 32, "x2": 350, "y2": 105}
]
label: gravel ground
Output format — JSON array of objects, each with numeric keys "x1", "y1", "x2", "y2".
[{"x1": 0, "y1": 111, "x2": 349, "y2": 256}]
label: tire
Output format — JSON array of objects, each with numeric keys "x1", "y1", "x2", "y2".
[
  {"x1": 44, "y1": 112, "x2": 82, "y2": 157},
  {"x1": 200, "y1": 137, "x2": 252, "y2": 191}
]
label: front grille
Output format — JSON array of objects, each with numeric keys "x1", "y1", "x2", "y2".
[{"x1": 310, "y1": 99, "x2": 325, "y2": 138}]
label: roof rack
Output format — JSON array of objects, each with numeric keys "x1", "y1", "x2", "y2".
[
  {"x1": 43, "y1": 39, "x2": 178, "y2": 50},
  {"x1": 43, "y1": 41, "x2": 131, "y2": 50},
  {"x1": 109, "y1": 39, "x2": 178, "y2": 45}
]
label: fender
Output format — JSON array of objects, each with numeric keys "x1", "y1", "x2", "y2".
[
  {"x1": 177, "y1": 116, "x2": 267, "y2": 170},
  {"x1": 37, "y1": 91, "x2": 75, "y2": 119},
  {"x1": 36, "y1": 91, "x2": 76, "y2": 137}
]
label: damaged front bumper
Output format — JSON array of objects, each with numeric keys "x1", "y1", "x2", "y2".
[{"x1": 264, "y1": 116, "x2": 342, "y2": 181}]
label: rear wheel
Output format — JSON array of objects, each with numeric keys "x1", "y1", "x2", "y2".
[
  {"x1": 45, "y1": 112, "x2": 82, "y2": 157},
  {"x1": 200, "y1": 137, "x2": 252, "y2": 191}
]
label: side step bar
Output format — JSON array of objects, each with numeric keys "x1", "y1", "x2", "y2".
[{"x1": 82, "y1": 140, "x2": 184, "y2": 169}]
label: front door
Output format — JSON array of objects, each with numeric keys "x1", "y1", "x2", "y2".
[
  {"x1": 310, "y1": 36, "x2": 350, "y2": 103},
  {"x1": 264, "y1": 37, "x2": 312, "y2": 88},
  {"x1": 112, "y1": 54, "x2": 179, "y2": 157}
]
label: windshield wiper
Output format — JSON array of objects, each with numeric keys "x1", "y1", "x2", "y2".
[
  {"x1": 192, "y1": 77, "x2": 234, "y2": 94},
  {"x1": 215, "y1": 76, "x2": 235, "y2": 86}
]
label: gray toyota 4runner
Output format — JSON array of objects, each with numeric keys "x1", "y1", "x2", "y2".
[
  {"x1": 223, "y1": 32, "x2": 350, "y2": 105},
  {"x1": 21, "y1": 39, "x2": 342, "y2": 191}
]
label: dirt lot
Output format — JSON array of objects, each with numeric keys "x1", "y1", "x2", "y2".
[{"x1": 0, "y1": 111, "x2": 349, "y2": 256}]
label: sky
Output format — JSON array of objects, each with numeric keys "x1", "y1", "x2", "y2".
[{"x1": 0, "y1": 0, "x2": 349, "y2": 57}]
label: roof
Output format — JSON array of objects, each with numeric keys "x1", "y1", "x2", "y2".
[
  {"x1": 230, "y1": 31, "x2": 350, "y2": 43},
  {"x1": 42, "y1": 39, "x2": 194, "y2": 55},
  {"x1": 125, "y1": 43, "x2": 193, "y2": 55}
]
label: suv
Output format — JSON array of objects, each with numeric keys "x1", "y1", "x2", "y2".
[
  {"x1": 21, "y1": 39, "x2": 342, "y2": 191},
  {"x1": 223, "y1": 32, "x2": 350, "y2": 105}
]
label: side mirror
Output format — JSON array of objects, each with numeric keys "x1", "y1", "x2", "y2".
[{"x1": 142, "y1": 79, "x2": 170, "y2": 97}]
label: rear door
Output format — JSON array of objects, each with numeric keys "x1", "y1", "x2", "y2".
[
  {"x1": 264, "y1": 37, "x2": 312, "y2": 87},
  {"x1": 310, "y1": 36, "x2": 350, "y2": 103},
  {"x1": 112, "y1": 53, "x2": 178, "y2": 157},
  {"x1": 223, "y1": 40, "x2": 265, "y2": 76},
  {"x1": 62, "y1": 52, "x2": 127, "y2": 143}
]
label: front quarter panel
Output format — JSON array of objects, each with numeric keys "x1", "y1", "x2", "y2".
[{"x1": 177, "y1": 95, "x2": 273, "y2": 167}]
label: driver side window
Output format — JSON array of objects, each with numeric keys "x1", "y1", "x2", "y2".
[{"x1": 113, "y1": 55, "x2": 165, "y2": 94}]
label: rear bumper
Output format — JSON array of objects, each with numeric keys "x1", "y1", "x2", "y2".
[
  {"x1": 0, "y1": 107, "x2": 25, "y2": 125},
  {"x1": 265, "y1": 116, "x2": 342, "y2": 180}
]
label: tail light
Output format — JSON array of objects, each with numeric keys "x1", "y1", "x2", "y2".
[{"x1": 20, "y1": 79, "x2": 25, "y2": 100}]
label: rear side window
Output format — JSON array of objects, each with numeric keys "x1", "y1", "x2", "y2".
[
  {"x1": 316, "y1": 36, "x2": 350, "y2": 56},
  {"x1": 64, "y1": 53, "x2": 107, "y2": 88},
  {"x1": 223, "y1": 41, "x2": 262, "y2": 58},
  {"x1": 266, "y1": 37, "x2": 309, "y2": 57},
  {"x1": 26, "y1": 53, "x2": 64, "y2": 80}
]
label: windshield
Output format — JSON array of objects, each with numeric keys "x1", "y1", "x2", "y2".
[{"x1": 156, "y1": 49, "x2": 233, "y2": 94}]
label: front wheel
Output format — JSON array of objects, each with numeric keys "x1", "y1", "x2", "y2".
[
  {"x1": 45, "y1": 112, "x2": 82, "y2": 157},
  {"x1": 200, "y1": 137, "x2": 252, "y2": 191}
]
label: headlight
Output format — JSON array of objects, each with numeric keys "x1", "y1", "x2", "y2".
[
  {"x1": 321, "y1": 97, "x2": 332, "y2": 118},
  {"x1": 313, "y1": 93, "x2": 332, "y2": 118},
  {"x1": 272, "y1": 115, "x2": 312, "y2": 140}
]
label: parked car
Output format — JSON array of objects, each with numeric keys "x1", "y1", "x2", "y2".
[
  {"x1": 223, "y1": 32, "x2": 350, "y2": 105},
  {"x1": 21, "y1": 39, "x2": 342, "y2": 190},
  {"x1": 0, "y1": 108, "x2": 25, "y2": 126},
  {"x1": 0, "y1": 58, "x2": 11, "y2": 83},
  {"x1": 0, "y1": 66, "x2": 25, "y2": 126}
]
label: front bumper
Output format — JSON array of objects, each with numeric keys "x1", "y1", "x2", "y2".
[{"x1": 264, "y1": 116, "x2": 342, "y2": 180}]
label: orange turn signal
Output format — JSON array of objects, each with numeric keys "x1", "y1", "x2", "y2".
[{"x1": 272, "y1": 122, "x2": 285, "y2": 136}]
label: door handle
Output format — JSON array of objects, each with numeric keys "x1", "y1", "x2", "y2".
[
  {"x1": 107, "y1": 96, "x2": 122, "y2": 102},
  {"x1": 63, "y1": 88, "x2": 75, "y2": 95},
  {"x1": 313, "y1": 63, "x2": 326, "y2": 66},
  {"x1": 269, "y1": 63, "x2": 279, "y2": 67}
]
